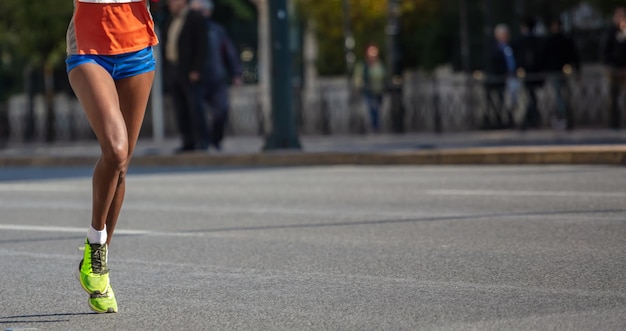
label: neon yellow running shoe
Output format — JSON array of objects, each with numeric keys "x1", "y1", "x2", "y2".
[
  {"x1": 89, "y1": 286, "x2": 118, "y2": 313},
  {"x1": 77, "y1": 239, "x2": 110, "y2": 295}
]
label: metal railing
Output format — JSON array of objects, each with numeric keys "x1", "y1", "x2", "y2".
[{"x1": 1, "y1": 66, "x2": 623, "y2": 145}]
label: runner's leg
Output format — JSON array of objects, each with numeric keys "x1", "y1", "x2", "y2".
[
  {"x1": 104, "y1": 71, "x2": 155, "y2": 244},
  {"x1": 68, "y1": 64, "x2": 127, "y2": 235}
]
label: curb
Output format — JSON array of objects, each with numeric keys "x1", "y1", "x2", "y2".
[{"x1": 1, "y1": 145, "x2": 625, "y2": 167}]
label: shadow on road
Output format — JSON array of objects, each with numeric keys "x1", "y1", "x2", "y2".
[{"x1": 0, "y1": 312, "x2": 93, "y2": 325}]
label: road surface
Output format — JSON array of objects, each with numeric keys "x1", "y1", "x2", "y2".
[{"x1": 1, "y1": 165, "x2": 625, "y2": 330}]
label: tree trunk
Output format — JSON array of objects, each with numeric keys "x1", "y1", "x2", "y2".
[
  {"x1": 252, "y1": 0, "x2": 272, "y2": 136},
  {"x1": 44, "y1": 63, "x2": 55, "y2": 142},
  {"x1": 23, "y1": 64, "x2": 36, "y2": 141},
  {"x1": 386, "y1": 0, "x2": 404, "y2": 133}
]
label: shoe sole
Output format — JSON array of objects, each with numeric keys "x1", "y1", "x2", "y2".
[
  {"x1": 88, "y1": 300, "x2": 117, "y2": 313},
  {"x1": 89, "y1": 306, "x2": 117, "y2": 314},
  {"x1": 88, "y1": 291, "x2": 118, "y2": 313}
]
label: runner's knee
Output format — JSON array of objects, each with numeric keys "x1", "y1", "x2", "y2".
[{"x1": 101, "y1": 138, "x2": 129, "y2": 171}]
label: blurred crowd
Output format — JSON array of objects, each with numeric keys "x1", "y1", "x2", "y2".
[
  {"x1": 484, "y1": 6, "x2": 626, "y2": 131},
  {"x1": 156, "y1": 0, "x2": 243, "y2": 153}
]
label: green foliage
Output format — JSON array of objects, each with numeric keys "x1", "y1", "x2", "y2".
[
  {"x1": 591, "y1": 0, "x2": 626, "y2": 14},
  {"x1": 0, "y1": 1, "x2": 70, "y2": 98},
  {"x1": 399, "y1": 0, "x2": 454, "y2": 71},
  {"x1": 0, "y1": 0, "x2": 72, "y2": 101},
  {"x1": 296, "y1": 0, "x2": 626, "y2": 76},
  {"x1": 295, "y1": 0, "x2": 387, "y2": 75},
  {"x1": 295, "y1": 0, "x2": 452, "y2": 75},
  {"x1": 219, "y1": 0, "x2": 256, "y2": 21},
  {"x1": 525, "y1": 0, "x2": 621, "y2": 17},
  {"x1": 0, "y1": 0, "x2": 74, "y2": 67}
]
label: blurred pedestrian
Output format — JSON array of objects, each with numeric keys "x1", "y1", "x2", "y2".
[
  {"x1": 162, "y1": 0, "x2": 209, "y2": 152},
  {"x1": 484, "y1": 24, "x2": 517, "y2": 129},
  {"x1": 515, "y1": 17, "x2": 544, "y2": 130},
  {"x1": 353, "y1": 44, "x2": 386, "y2": 133},
  {"x1": 601, "y1": 6, "x2": 626, "y2": 129},
  {"x1": 191, "y1": 0, "x2": 243, "y2": 151},
  {"x1": 65, "y1": 0, "x2": 159, "y2": 313},
  {"x1": 541, "y1": 18, "x2": 580, "y2": 130}
]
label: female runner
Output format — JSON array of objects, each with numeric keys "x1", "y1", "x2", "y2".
[{"x1": 66, "y1": 0, "x2": 158, "y2": 313}]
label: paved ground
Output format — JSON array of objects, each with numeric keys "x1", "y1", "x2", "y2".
[
  {"x1": 1, "y1": 165, "x2": 625, "y2": 330},
  {"x1": 1, "y1": 129, "x2": 626, "y2": 166}
]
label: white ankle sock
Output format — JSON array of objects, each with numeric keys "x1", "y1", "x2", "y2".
[{"x1": 87, "y1": 225, "x2": 107, "y2": 245}]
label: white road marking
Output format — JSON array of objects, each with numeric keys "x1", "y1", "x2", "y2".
[
  {"x1": 0, "y1": 224, "x2": 154, "y2": 236},
  {"x1": 426, "y1": 189, "x2": 626, "y2": 198},
  {"x1": 0, "y1": 184, "x2": 85, "y2": 192}
]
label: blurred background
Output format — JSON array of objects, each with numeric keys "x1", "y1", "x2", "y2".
[{"x1": 0, "y1": 0, "x2": 624, "y2": 147}]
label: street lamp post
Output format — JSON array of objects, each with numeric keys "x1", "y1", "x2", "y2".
[
  {"x1": 386, "y1": 0, "x2": 404, "y2": 133},
  {"x1": 342, "y1": 0, "x2": 356, "y2": 84},
  {"x1": 459, "y1": 0, "x2": 470, "y2": 74},
  {"x1": 263, "y1": 0, "x2": 301, "y2": 150},
  {"x1": 342, "y1": 0, "x2": 364, "y2": 133},
  {"x1": 483, "y1": 0, "x2": 494, "y2": 68},
  {"x1": 459, "y1": 0, "x2": 475, "y2": 128}
]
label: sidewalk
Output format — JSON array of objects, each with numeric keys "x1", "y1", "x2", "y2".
[{"x1": 1, "y1": 129, "x2": 625, "y2": 167}]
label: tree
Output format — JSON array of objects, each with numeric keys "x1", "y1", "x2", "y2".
[
  {"x1": 296, "y1": 0, "x2": 389, "y2": 75},
  {"x1": 295, "y1": 0, "x2": 625, "y2": 76},
  {"x1": 294, "y1": 0, "x2": 462, "y2": 74},
  {"x1": 218, "y1": 0, "x2": 256, "y2": 20},
  {"x1": 0, "y1": 0, "x2": 73, "y2": 141}
]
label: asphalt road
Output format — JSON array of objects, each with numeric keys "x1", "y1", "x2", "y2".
[{"x1": 1, "y1": 165, "x2": 625, "y2": 330}]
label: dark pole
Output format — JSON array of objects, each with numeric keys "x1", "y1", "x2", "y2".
[
  {"x1": 459, "y1": 0, "x2": 470, "y2": 74},
  {"x1": 44, "y1": 64, "x2": 56, "y2": 142},
  {"x1": 263, "y1": 0, "x2": 301, "y2": 150},
  {"x1": 342, "y1": 0, "x2": 361, "y2": 133},
  {"x1": 342, "y1": 0, "x2": 356, "y2": 84},
  {"x1": 483, "y1": 0, "x2": 493, "y2": 69},
  {"x1": 459, "y1": 0, "x2": 474, "y2": 129},
  {"x1": 386, "y1": 0, "x2": 404, "y2": 133},
  {"x1": 24, "y1": 64, "x2": 35, "y2": 141},
  {"x1": 515, "y1": 0, "x2": 524, "y2": 37}
]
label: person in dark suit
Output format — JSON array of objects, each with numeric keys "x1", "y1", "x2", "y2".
[
  {"x1": 514, "y1": 18, "x2": 544, "y2": 130},
  {"x1": 484, "y1": 24, "x2": 517, "y2": 129},
  {"x1": 191, "y1": 0, "x2": 244, "y2": 151},
  {"x1": 162, "y1": 0, "x2": 209, "y2": 152},
  {"x1": 541, "y1": 18, "x2": 580, "y2": 130}
]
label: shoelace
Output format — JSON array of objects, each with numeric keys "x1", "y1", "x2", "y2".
[{"x1": 90, "y1": 244, "x2": 108, "y2": 274}]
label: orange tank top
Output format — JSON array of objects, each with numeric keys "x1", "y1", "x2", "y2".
[{"x1": 67, "y1": 0, "x2": 159, "y2": 55}]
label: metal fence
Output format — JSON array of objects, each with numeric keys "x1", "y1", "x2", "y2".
[
  {"x1": 0, "y1": 66, "x2": 623, "y2": 145},
  {"x1": 302, "y1": 67, "x2": 618, "y2": 135}
]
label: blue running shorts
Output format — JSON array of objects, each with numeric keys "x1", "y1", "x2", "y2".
[{"x1": 66, "y1": 46, "x2": 156, "y2": 80}]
